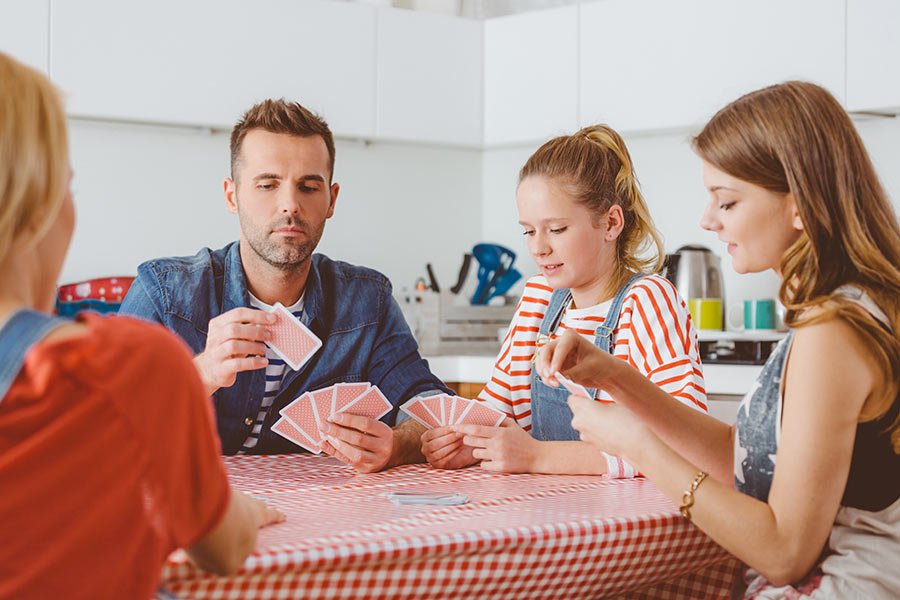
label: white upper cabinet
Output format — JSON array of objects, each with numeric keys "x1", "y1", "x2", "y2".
[
  {"x1": 376, "y1": 8, "x2": 482, "y2": 146},
  {"x1": 846, "y1": 0, "x2": 900, "y2": 113},
  {"x1": 483, "y1": 6, "x2": 578, "y2": 147},
  {"x1": 579, "y1": 0, "x2": 846, "y2": 133},
  {"x1": 0, "y1": 0, "x2": 49, "y2": 73},
  {"x1": 50, "y1": 0, "x2": 377, "y2": 138}
]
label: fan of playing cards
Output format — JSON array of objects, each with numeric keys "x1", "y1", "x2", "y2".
[
  {"x1": 400, "y1": 394, "x2": 506, "y2": 429},
  {"x1": 272, "y1": 382, "x2": 393, "y2": 454}
]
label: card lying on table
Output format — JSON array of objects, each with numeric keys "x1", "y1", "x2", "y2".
[
  {"x1": 265, "y1": 302, "x2": 322, "y2": 371},
  {"x1": 400, "y1": 394, "x2": 505, "y2": 429},
  {"x1": 273, "y1": 382, "x2": 393, "y2": 452}
]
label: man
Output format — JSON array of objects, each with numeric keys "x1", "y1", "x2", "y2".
[{"x1": 120, "y1": 99, "x2": 446, "y2": 472}]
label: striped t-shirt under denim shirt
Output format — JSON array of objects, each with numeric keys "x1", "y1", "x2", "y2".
[{"x1": 239, "y1": 293, "x2": 305, "y2": 453}]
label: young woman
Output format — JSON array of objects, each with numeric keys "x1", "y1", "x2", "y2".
[
  {"x1": 421, "y1": 125, "x2": 707, "y2": 476},
  {"x1": 538, "y1": 81, "x2": 900, "y2": 598},
  {"x1": 0, "y1": 53, "x2": 283, "y2": 600}
]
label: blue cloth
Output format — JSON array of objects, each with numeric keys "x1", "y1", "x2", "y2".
[
  {"x1": 119, "y1": 241, "x2": 451, "y2": 454},
  {"x1": 0, "y1": 309, "x2": 69, "y2": 402},
  {"x1": 529, "y1": 274, "x2": 644, "y2": 441}
]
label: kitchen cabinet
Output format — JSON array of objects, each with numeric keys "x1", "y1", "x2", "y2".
[
  {"x1": 0, "y1": 0, "x2": 49, "y2": 73},
  {"x1": 579, "y1": 0, "x2": 846, "y2": 133},
  {"x1": 483, "y1": 5, "x2": 579, "y2": 147},
  {"x1": 846, "y1": 0, "x2": 900, "y2": 113},
  {"x1": 376, "y1": 8, "x2": 482, "y2": 146},
  {"x1": 50, "y1": 0, "x2": 377, "y2": 138}
]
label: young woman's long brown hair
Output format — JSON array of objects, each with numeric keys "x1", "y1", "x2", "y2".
[{"x1": 694, "y1": 80, "x2": 900, "y2": 450}]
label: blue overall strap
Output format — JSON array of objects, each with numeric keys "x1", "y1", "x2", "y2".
[
  {"x1": 538, "y1": 289, "x2": 573, "y2": 341},
  {"x1": 0, "y1": 308, "x2": 70, "y2": 403},
  {"x1": 594, "y1": 273, "x2": 646, "y2": 354}
]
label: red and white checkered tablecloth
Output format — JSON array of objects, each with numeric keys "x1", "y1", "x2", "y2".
[{"x1": 161, "y1": 454, "x2": 741, "y2": 599}]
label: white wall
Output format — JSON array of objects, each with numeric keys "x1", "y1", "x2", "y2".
[
  {"x1": 63, "y1": 120, "x2": 483, "y2": 294},
  {"x1": 480, "y1": 116, "x2": 900, "y2": 315}
]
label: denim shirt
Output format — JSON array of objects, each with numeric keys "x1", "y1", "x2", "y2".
[{"x1": 119, "y1": 241, "x2": 450, "y2": 454}]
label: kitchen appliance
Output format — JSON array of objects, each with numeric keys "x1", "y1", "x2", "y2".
[{"x1": 663, "y1": 244, "x2": 725, "y2": 308}]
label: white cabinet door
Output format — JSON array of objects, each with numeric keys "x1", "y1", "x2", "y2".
[
  {"x1": 51, "y1": 0, "x2": 376, "y2": 138},
  {"x1": 0, "y1": 0, "x2": 49, "y2": 73},
  {"x1": 846, "y1": 0, "x2": 900, "y2": 113},
  {"x1": 580, "y1": 0, "x2": 845, "y2": 133},
  {"x1": 484, "y1": 6, "x2": 578, "y2": 147},
  {"x1": 376, "y1": 8, "x2": 482, "y2": 147}
]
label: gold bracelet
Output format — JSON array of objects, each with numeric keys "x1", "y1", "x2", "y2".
[{"x1": 679, "y1": 471, "x2": 708, "y2": 520}]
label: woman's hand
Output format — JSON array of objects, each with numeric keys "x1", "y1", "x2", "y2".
[
  {"x1": 535, "y1": 329, "x2": 622, "y2": 390},
  {"x1": 452, "y1": 418, "x2": 541, "y2": 473},
  {"x1": 568, "y1": 395, "x2": 649, "y2": 462},
  {"x1": 420, "y1": 426, "x2": 478, "y2": 469}
]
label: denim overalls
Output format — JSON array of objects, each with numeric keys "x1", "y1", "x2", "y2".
[
  {"x1": 0, "y1": 309, "x2": 68, "y2": 401},
  {"x1": 529, "y1": 273, "x2": 644, "y2": 441}
]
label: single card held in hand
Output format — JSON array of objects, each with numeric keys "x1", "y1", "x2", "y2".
[
  {"x1": 266, "y1": 302, "x2": 322, "y2": 371},
  {"x1": 332, "y1": 382, "x2": 370, "y2": 413},
  {"x1": 400, "y1": 397, "x2": 441, "y2": 429},
  {"x1": 272, "y1": 416, "x2": 320, "y2": 454},
  {"x1": 554, "y1": 371, "x2": 591, "y2": 399},
  {"x1": 456, "y1": 399, "x2": 505, "y2": 427},
  {"x1": 280, "y1": 393, "x2": 323, "y2": 448},
  {"x1": 340, "y1": 386, "x2": 392, "y2": 420}
]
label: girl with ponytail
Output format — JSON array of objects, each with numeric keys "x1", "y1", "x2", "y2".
[
  {"x1": 421, "y1": 125, "x2": 708, "y2": 476},
  {"x1": 538, "y1": 82, "x2": 900, "y2": 598}
]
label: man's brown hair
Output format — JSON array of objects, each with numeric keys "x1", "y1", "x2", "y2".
[{"x1": 230, "y1": 98, "x2": 335, "y2": 182}]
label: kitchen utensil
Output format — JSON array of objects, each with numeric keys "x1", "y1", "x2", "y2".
[
  {"x1": 688, "y1": 298, "x2": 724, "y2": 330},
  {"x1": 426, "y1": 263, "x2": 440, "y2": 292},
  {"x1": 663, "y1": 245, "x2": 724, "y2": 305},
  {"x1": 483, "y1": 267, "x2": 521, "y2": 304},
  {"x1": 728, "y1": 299, "x2": 775, "y2": 331},
  {"x1": 449, "y1": 253, "x2": 472, "y2": 295},
  {"x1": 471, "y1": 243, "x2": 517, "y2": 305}
]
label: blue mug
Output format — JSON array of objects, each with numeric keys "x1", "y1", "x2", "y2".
[{"x1": 744, "y1": 299, "x2": 776, "y2": 330}]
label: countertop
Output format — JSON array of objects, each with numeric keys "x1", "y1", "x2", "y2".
[{"x1": 424, "y1": 354, "x2": 759, "y2": 397}]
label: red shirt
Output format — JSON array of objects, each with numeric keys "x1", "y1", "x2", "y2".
[{"x1": 0, "y1": 314, "x2": 230, "y2": 600}]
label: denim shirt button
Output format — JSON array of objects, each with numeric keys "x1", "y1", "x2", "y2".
[{"x1": 243, "y1": 417, "x2": 254, "y2": 427}]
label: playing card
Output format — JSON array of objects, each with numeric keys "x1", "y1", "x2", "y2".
[
  {"x1": 309, "y1": 388, "x2": 333, "y2": 429},
  {"x1": 332, "y1": 382, "x2": 371, "y2": 413},
  {"x1": 421, "y1": 395, "x2": 445, "y2": 427},
  {"x1": 272, "y1": 417, "x2": 320, "y2": 454},
  {"x1": 280, "y1": 393, "x2": 323, "y2": 446},
  {"x1": 553, "y1": 371, "x2": 591, "y2": 399},
  {"x1": 340, "y1": 386, "x2": 392, "y2": 420},
  {"x1": 400, "y1": 397, "x2": 441, "y2": 429},
  {"x1": 266, "y1": 302, "x2": 322, "y2": 371},
  {"x1": 446, "y1": 395, "x2": 459, "y2": 424},
  {"x1": 457, "y1": 400, "x2": 505, "y2": 427},
  {"x1": 440, "y1": 394, "x2": 456, "y2": 426}
]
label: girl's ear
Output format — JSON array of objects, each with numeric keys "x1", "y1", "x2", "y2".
[
  {"x1": 605, "y1": 204, "x2": 625, "y2": 241},
  {"x1": 787, "y1": 193, "x2": 803, "y2": 231}
]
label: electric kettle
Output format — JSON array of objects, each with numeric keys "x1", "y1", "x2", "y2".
[{"x1": 662, "y1": 245, "x2": 724, "y2": 304}]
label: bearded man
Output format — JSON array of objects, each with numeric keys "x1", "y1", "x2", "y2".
[{"x1": 120, "y1": 99, "x2": 449, "y2": 471}]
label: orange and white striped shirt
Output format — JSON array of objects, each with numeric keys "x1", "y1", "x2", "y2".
[{"x1": 477, "y1": 273, "x2": 707, "y2": 478}]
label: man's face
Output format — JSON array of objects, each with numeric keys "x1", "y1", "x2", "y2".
[{"x1": 225, "y1": 129, "x2": 337, "y2": 270}]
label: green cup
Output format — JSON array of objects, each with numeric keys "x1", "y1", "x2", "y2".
[
  {"x1": 744, "y1": 299, "x2": 775, "y2": 330},
  {"x1": 688, "y1": 298, "x2": 723, "y2": 330}
]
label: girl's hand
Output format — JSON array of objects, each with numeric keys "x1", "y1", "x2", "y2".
[
  {"x1": 535, "y1": 329, "x2": 621, "y2": 390},
  {"x1": 453, "y1": 418, "x2": 541, "y2": 473},
  {"x1": 420, "y1": 426, "x2": 478, "y2": 469},
  {"x1": 568, "y1": 395, "x2": 649, "y2": 461}
]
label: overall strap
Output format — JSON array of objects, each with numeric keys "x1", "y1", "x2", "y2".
[
  {"x1": 594, "y1": 273, "x2": 645, "y2": 354},
  {"x1": 539, "y1": 289, "x2": 573, "y2": 336},
  {"x1": 0, "y1": 309, "x2": 69, "y2": 402}
]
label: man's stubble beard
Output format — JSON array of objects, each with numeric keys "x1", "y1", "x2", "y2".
[{"x1": 239, "y1": 207, "x2": 326, "y2": 271}]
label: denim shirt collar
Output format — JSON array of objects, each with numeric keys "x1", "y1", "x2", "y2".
[{"x1": 223, "y1": 241, "x2": 324, "y2": 330}]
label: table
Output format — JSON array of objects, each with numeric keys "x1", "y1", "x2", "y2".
[{"x1": 162, "y1": 455, "x2": 741, "y2": 599}]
